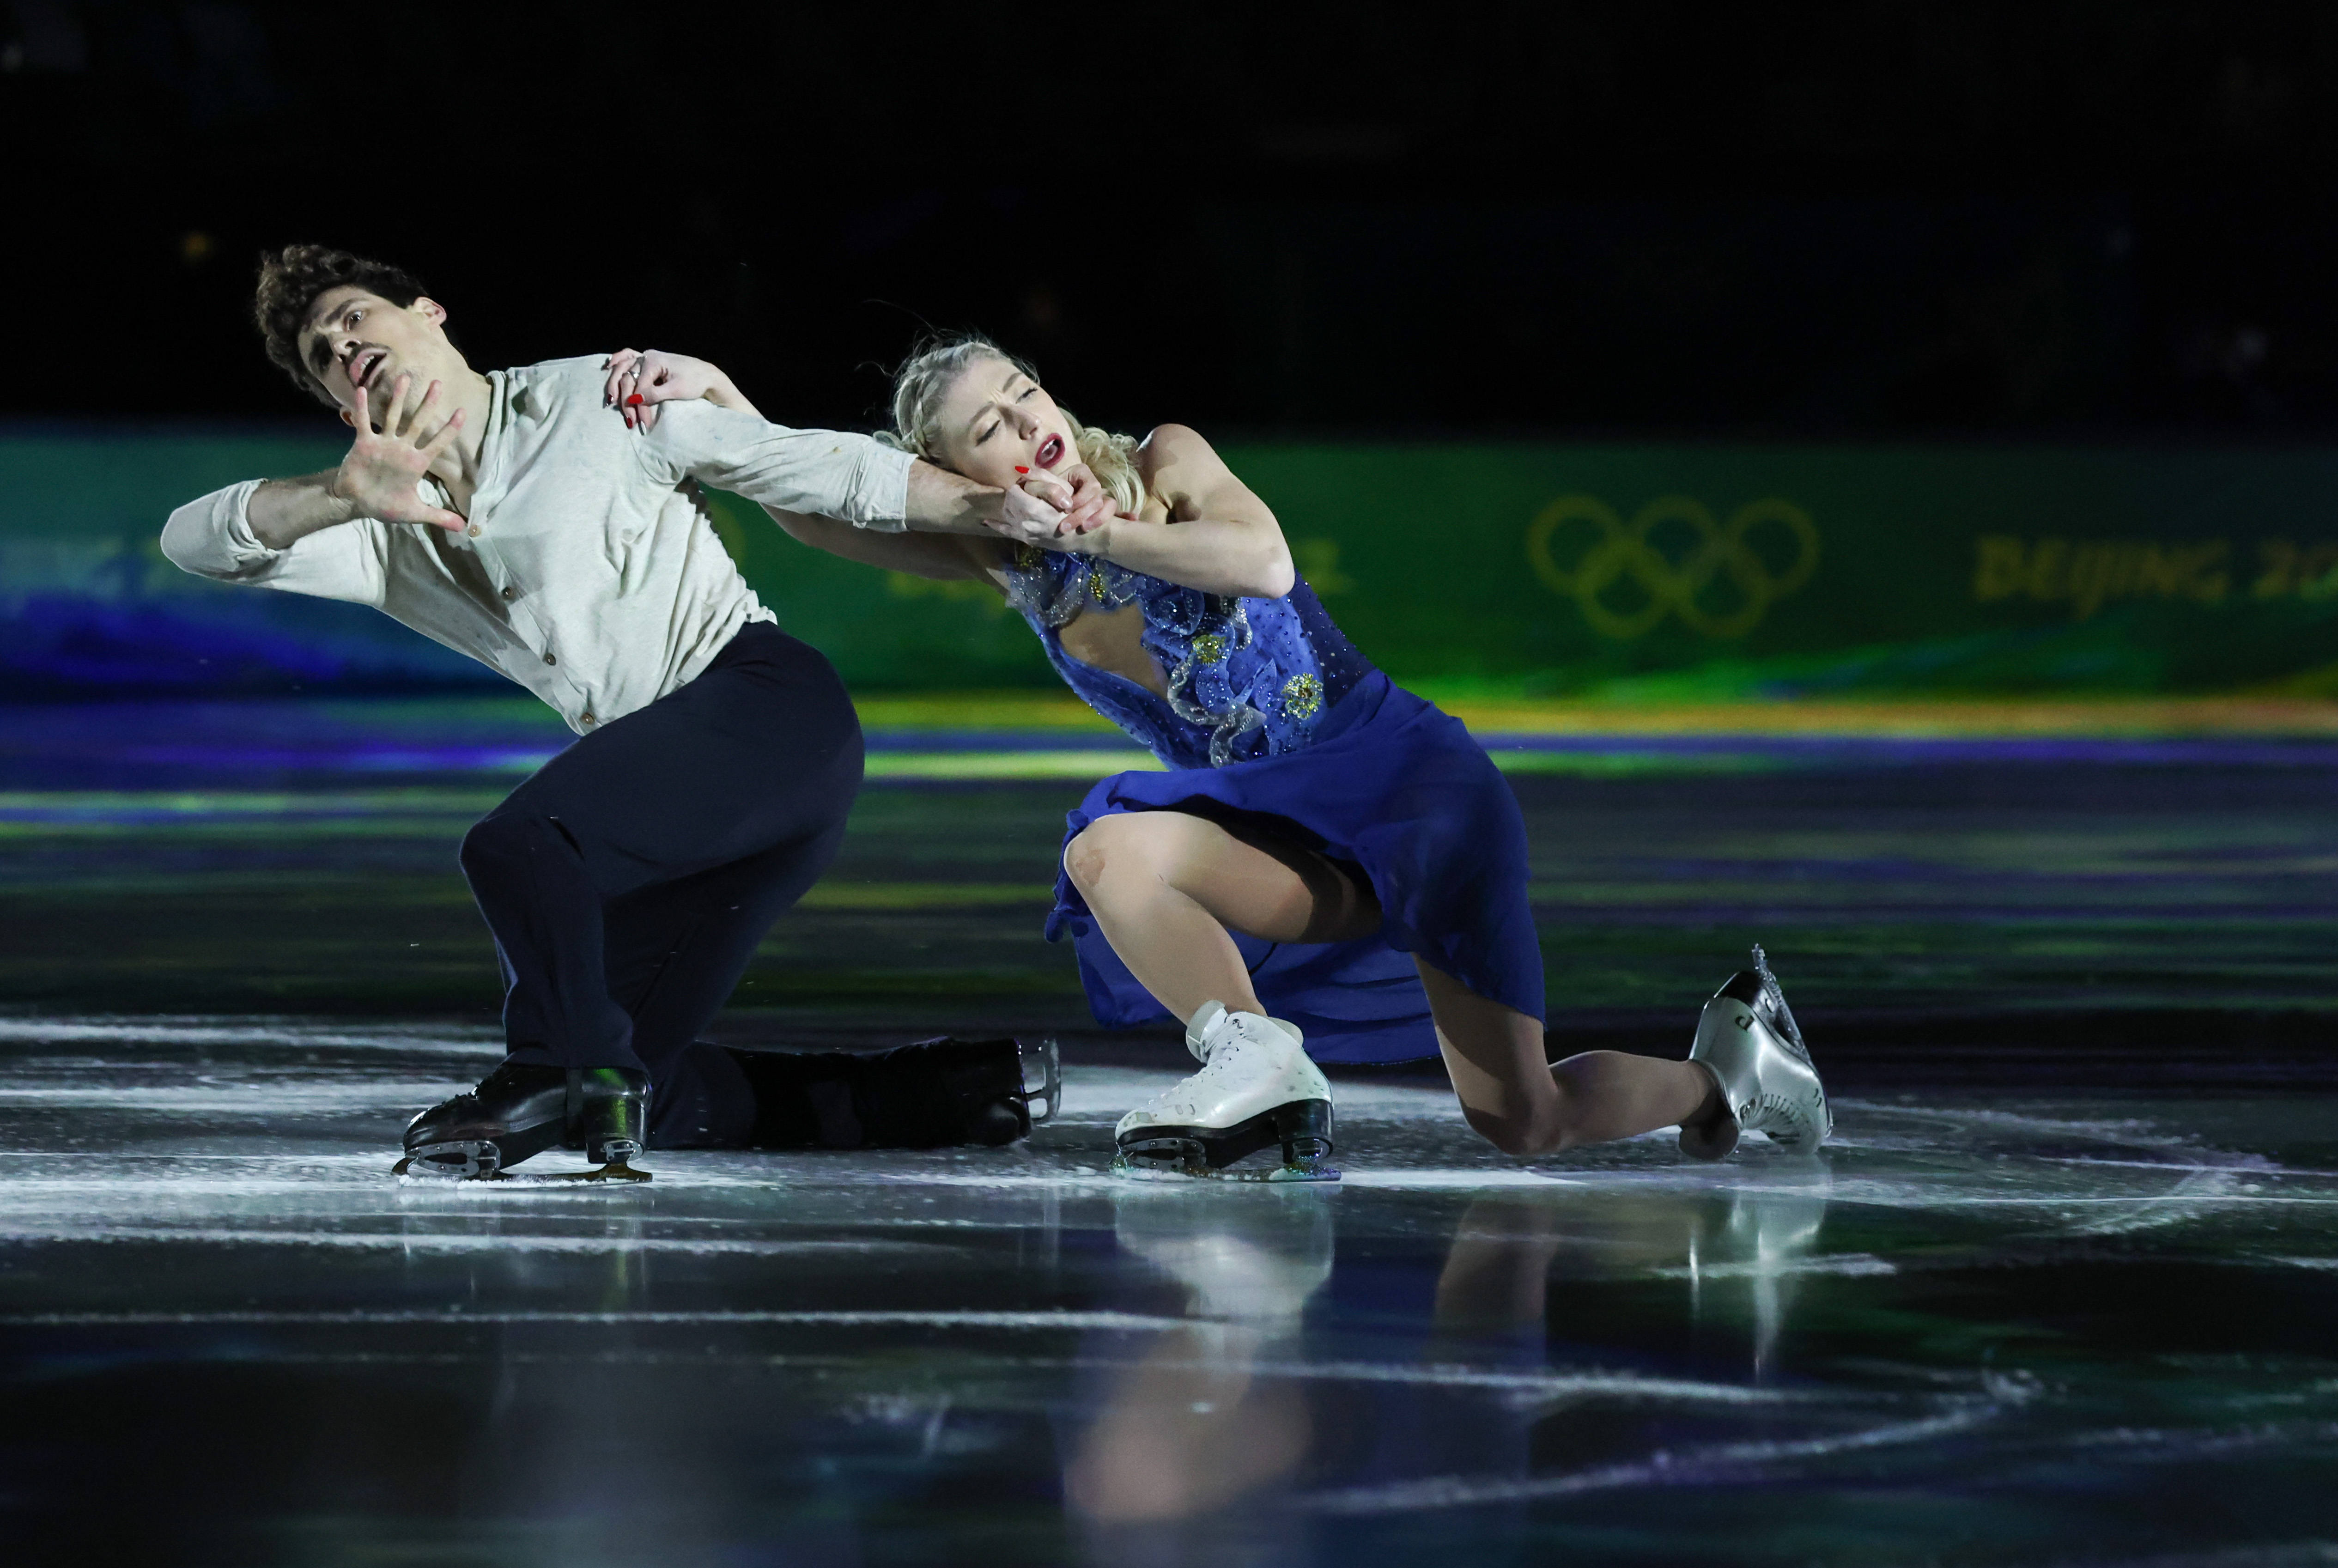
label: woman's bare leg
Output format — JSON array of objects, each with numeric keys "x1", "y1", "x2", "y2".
[
  {"x1": 1415, "y1": 960, "x2": 1723, "y2": 1159},
  {"x1": 1062, "y1": 812, "x2": 1379, "y2": 1022},
  {"x1": 1067, "y1": 814, "x2": 1731, "y2": 1157}
]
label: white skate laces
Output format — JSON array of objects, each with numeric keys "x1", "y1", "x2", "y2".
[
  {"x1": 1687, "y1": 947, "x2": 1833, "y2": 1153},
  {"x1": 1137, "y1": 1004, "x2": 1306, "y2": 1123}
]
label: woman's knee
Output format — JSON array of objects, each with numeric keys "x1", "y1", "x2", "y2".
[
  {"x1": 1461, "y1": 1103, "x2": 1562, "y2": 1160},
  {"x1": 1459, "y1": 1103, "x2": 1523, "y2": 1155},
  {"x1": 1063, "y1": 814, "x2": 1173, "y2": 899}
]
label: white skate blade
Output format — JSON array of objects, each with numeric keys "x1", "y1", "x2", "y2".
[
  {"x1": 1018, "y1": 1036, "x2": 1061, "y2": 1124},
  {"x1": 393, "y1": 1139, "x2": 502, "y2": 1180},
  {"x1": 392, "y1": 1140, "x2": 651, "y2": 1185}
]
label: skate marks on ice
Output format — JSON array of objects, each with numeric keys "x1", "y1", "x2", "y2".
[
  {"x1": 5, "y1": 1020, "x2": 2338, "y2": 1561},
  {"x1": 0, "y1": 1307, "x2": 1209, "y2": 1333},
  {"x1": 0, "y1": 1014, "x2": 507, "y2": 1057},
  {"x1": 1294, "y1": 1392, "x2": 2031, "y2": 1515},
  {"x1": 0, "y1": 1029, "x2": 2328, "y2": 1313},
  {"x1": 0, "y1": 1041, "x2": 2331, "y2": 1234}
]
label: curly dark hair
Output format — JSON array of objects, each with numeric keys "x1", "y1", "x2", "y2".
[{"x1": 253, "y1": 244, "x2": 432, "y2": 406}]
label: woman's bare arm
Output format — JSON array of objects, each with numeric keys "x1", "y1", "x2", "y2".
[{"x1": 1067, "y1": 425, "x2": 1295, "y2": 598}]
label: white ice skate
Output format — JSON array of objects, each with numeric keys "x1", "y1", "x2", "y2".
[
  {"x1": 1687, "y1": 944, "x2": 1832, "y2": 1155},
  {"x1": 1112, "y1": 1002, "x2": 1339, "y2": 1181}
]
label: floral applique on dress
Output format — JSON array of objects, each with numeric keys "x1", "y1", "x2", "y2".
[{"x1": 1001, "y1": 550, "x2": 1369, "y2": 770}]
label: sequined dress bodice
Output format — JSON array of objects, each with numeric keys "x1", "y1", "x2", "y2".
[{"x1": 1003, "y1": 548, "x2": 1377, "y2": 770}]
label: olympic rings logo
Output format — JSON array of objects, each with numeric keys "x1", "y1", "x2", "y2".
[{"x1": 1525, "y1": 494, "x2": 1821, "y2": 639}]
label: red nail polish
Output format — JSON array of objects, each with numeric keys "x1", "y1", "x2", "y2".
[
  {"x1": 1014, "y1": 466, "x2": 1030, "y2": 474},
  {"x1": 627, "y1": 394, "x2": 644, "y2": 406}
]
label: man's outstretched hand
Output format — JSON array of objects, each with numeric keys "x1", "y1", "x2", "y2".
[{"x1": 333, "y1": 374, "x2": 468, "y2": 531}]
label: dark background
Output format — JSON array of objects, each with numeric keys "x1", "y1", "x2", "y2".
[{"x1": 7, "y1": 0, "x2": 2338, "y2": 438}]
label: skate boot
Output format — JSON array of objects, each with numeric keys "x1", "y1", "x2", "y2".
[
  {"x1": 917, "y1": 1033, "x2": 1058, "y2": 1146},
  {"x1": 726, "y1": 1035, "x2": 1057, "y2": 1149},
  {"x1": 1113, "y1": 1002, "x2": 1338, "y2": 1181},
  {"x1": 1684, "y1": 944, "x2": 1831, "y2": 1157},
  {"x1": 395, "y1": 1063, "x2": 652, "y2": 1182}
]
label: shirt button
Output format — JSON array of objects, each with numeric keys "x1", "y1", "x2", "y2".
[
  {"x1": 542, "y1": 653, "x2": 557, "y2": 666},
  {"x1": 580, "y1": 712, "x2": 596, "y2": 727},
  {"x1": 500, "y1": 585, "x2": 516, "y2": 601}
]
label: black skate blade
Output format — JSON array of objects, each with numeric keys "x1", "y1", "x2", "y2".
[
  {"x1": 539, "y1": 1157, "x2": 652, "y2": 1184},
  {"x1": 1114, "y1": 1100, "x2": 1339, "y2": 1183},
  {"x1": 392, "y1": 1159, "x2": 652, "y2": 1186}
]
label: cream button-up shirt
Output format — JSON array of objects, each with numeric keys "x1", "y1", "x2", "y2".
[{"x1": 160, "y1": 355, "x2": 914, "y2": 735}]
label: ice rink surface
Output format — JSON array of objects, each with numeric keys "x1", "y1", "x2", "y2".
[
  {"x1": 3, "y1": 702, "x2": 2337, "y2": 1563},
  {"x1": 0, "y1": 1017, "x2": 2333, "y2": 1566}
]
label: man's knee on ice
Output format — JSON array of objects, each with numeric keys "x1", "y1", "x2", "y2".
[{"x1": 459, "y1": 810, "x2": 564, "y2": 875}]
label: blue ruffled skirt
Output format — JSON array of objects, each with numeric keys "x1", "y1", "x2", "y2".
[{"x1": 1045, "y1": 672, "x2": 1544, "y2": 1064}]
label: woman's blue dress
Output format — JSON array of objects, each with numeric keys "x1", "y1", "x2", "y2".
[{"x1": 1007, "y1": 547, "x2": 1543, "y2": 1065}]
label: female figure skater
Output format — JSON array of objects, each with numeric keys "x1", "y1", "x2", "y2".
[{"x1": 607, "y1": 340, "x2": 1829, "y2": 1177}]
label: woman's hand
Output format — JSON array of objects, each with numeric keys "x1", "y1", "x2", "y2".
[
  {"x1": 1016, "y1": 463, "x2": 1118, "y2": 543},
  {"x1": 956, "y1": 463, "x2": 1121, "y2": 551},
  {"x1": 1022, "y1": 425, "x2": 1293, "y2": 596},
  {"x1": 600, "y1": 349, "x2": 752, "y2": 430}
]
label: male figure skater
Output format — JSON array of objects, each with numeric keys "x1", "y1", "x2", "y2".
[{"x1": 161, "y1": 246, "x2": 1090, "y2": 1179}]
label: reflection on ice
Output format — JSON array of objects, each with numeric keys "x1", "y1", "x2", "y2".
[
  {"x1": 1068, "y1": 1190, "x2": 1335, "y2": 1523},
  {"x1": 1068, "y1": 1179, "x2": 1854, "y2": 1532}
]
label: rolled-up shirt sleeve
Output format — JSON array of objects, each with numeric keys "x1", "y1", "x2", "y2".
[
  {"x1": 160, "y1": 480, "x2": 388, "y2": 606},
  {"x1": 635, "y1": 401, "x2": 915, "y2": 532}
]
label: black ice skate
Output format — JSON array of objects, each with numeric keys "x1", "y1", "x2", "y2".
[
  {"x1": 395, "y1": 1063, "x2": 652, "y2": 1182},
  {"x1": 725, "y1": 1035, "x2": 1058, "y2": 1149}
]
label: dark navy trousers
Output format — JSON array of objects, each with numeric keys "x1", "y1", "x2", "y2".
[{"x1": 458, "y1": 621, "x2": 861, "y2": 1101}]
